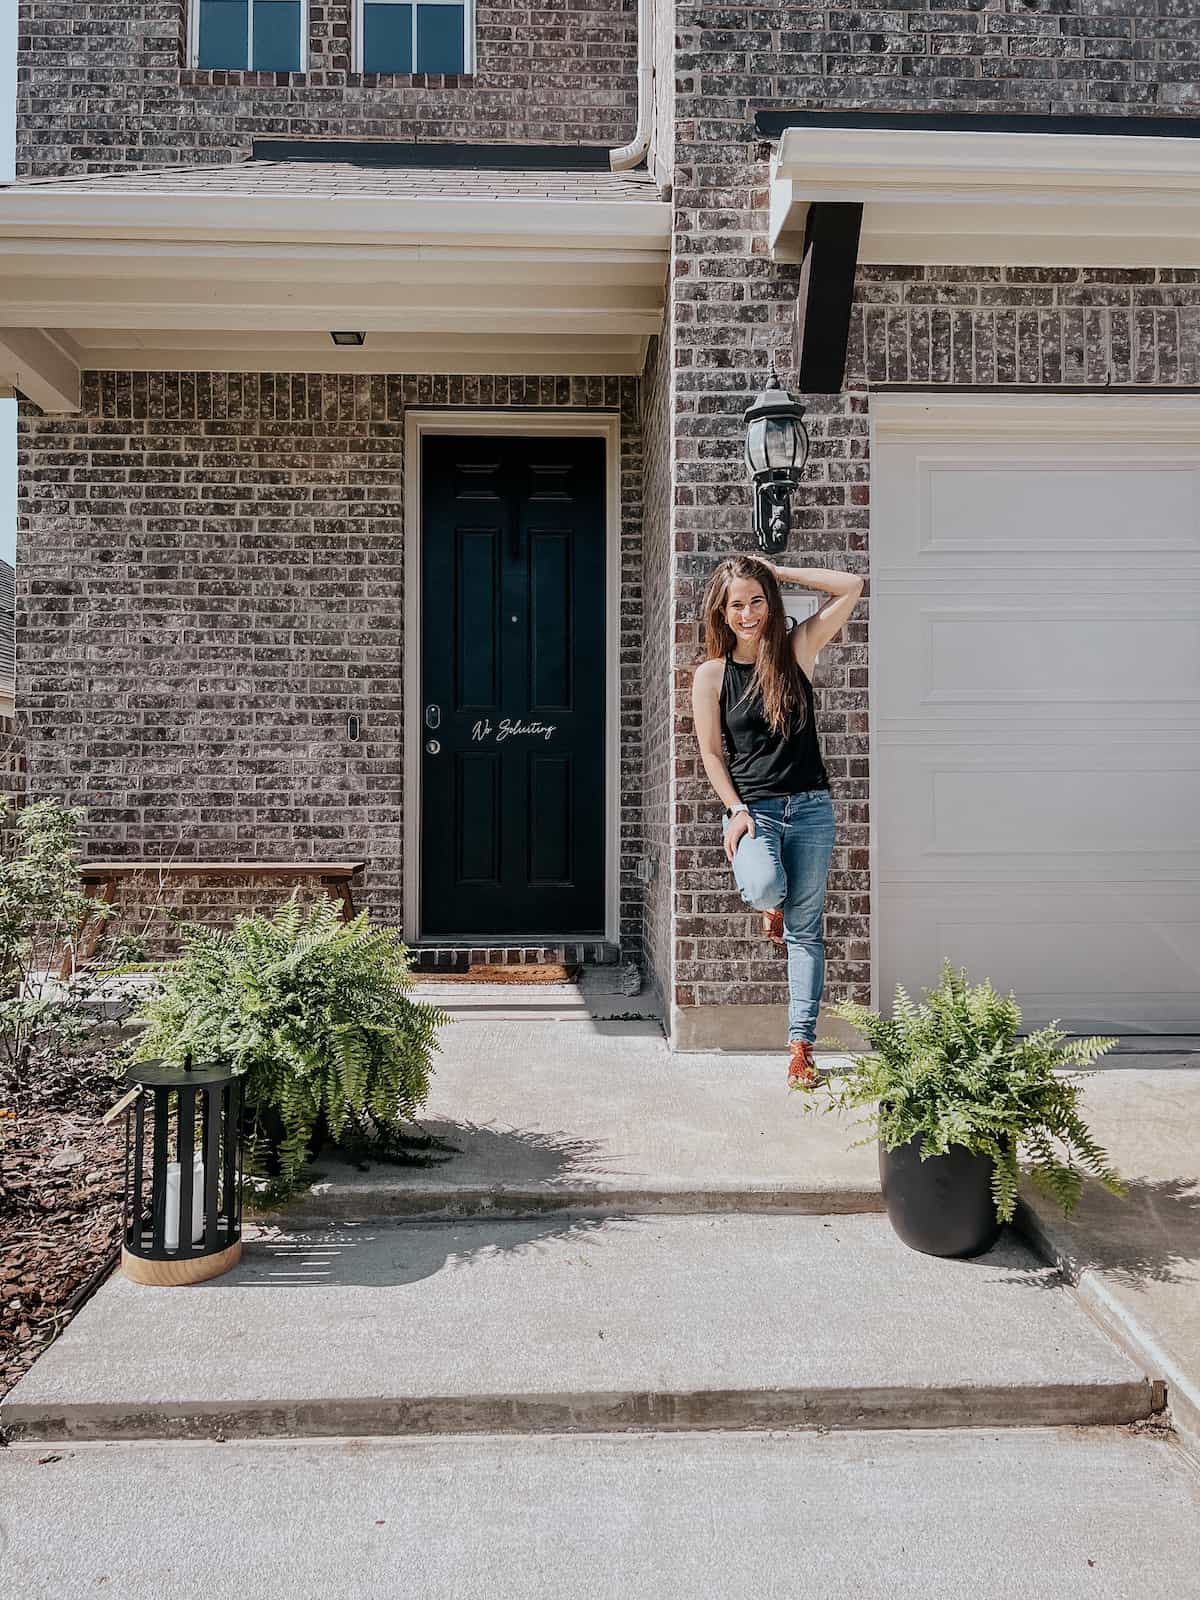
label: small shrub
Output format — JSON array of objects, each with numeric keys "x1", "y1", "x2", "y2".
[{"x1": 0, "y1": 799, "x2": 131, "y2": 1087}]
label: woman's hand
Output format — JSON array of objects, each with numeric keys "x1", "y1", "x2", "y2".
[{"x1": 724, "y1": 808, "x2": 755, "y2": 863}]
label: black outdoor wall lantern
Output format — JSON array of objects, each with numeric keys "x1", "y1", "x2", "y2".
[
  {"x1": 743, "y1": 372, "x2": 810, "y2": 555},
  {"x1": 120, "y1": 1055, "x2": 244, "y2": 1287}
]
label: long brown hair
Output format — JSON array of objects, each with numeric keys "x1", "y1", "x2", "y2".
[{"x1": 701, "y1": 555, "x2": 806, "y2": 735}]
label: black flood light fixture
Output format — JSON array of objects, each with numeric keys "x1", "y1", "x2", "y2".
[
  {"x1": 330, "y1": 331, "x2": 366, "y2": 347},
  {"x1": 743, "y1": 371, "x2": 810, "y2": 555}
]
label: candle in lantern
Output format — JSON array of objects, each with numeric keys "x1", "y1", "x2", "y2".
[{"x1": 164, "y1": 1152, "x2": 205, "y2": 1251}]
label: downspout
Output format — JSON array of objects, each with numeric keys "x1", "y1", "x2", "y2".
[{"x1": 609, "y1": 0, "x2": 654, "y2": 171}]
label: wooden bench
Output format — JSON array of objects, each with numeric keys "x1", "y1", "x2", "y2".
[{"x1": 63, "y1": 860, "x2": 367, "y2": 974}]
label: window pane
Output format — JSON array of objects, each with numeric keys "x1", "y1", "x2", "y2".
[
  {"x1": 363, "y1": 3, "x2": 413, "y2": 73},
  {"x1": 416, "y1": 4, "x2": 465, "y2": 73},
  {"x1": 198, "y1": 0, "x2": 249, "y2": 68},
  {"x1": 252, "y1": 0, "x2": 302, "y2": 70}
]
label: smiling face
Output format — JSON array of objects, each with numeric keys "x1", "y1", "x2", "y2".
[{"x1": 724, "y1": 576, "x2": 769, "y2": 652}]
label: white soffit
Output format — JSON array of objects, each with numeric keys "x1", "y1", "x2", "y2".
[
  {"x1": 770, "y1": 124, "x2": 1200, "y2": 267},
  {"x1": 0, "y1": 184, "x2": 672, "y2": 406}
]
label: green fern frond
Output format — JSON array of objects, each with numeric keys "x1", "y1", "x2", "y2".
[
  {"x1": 816, "y1": 964, "x2": 1122, "y2": 1225},
  {"x1": 133, "y1": 892, "x2": 445, "y2": 1201}
]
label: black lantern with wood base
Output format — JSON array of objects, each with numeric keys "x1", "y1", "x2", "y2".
[
  {"x1": 121, "y1": 1057, "x2": 244, "y2": 1286},
  {"x1": 743, "y1": 372, "x2": 810, "y2": 555}
]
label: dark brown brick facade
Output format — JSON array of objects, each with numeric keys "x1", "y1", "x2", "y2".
[
  {"x1": 18, "y1": 1, "x2": 1200, "y2": 1026},
  {"x1": 667, "y1": 2, "x2": 1200, "y2": 1024},
  {"x1": 17, "y1": 373, "x2": 646, "y2": 961},
  {"x1": 638, "y1": 322, "x2": 673, "y2": 1015},
  {"x1": 16, "y1": 0, "x2": 638, "y2": 176}
]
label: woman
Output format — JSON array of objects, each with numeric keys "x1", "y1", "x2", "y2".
[{"x1": 691, "y1": 555, "x2": 864, "y2": 1087}]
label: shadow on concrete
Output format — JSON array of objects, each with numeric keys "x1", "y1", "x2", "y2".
[
  {"x1": 206, "y1": 1213, "x2": 637, "y2": 1291},
  {"x1": 1024, "y1": 1174, "x2": 1200, "y2": 1290},
  {"x1": 302, "y1": 1116, "x2": 633, "y2": 1192},
  {"x1": 927, "y1": 1227, "x2": 1071, "y2": 1292},
  {"x1": 408, "y1": 1117, "x2": 633, "y2": 1187}
]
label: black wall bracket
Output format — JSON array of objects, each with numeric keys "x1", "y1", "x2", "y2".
[{"x1": 791, "y1": 202, "x2": 863, "y2": 396}]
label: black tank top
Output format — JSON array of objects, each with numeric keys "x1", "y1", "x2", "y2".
[{"x1": 719, "y1": 653, "x2": 829, "y2": 803}]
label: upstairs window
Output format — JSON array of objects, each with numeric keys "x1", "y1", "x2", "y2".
[
  {"x1": 357, "y1": 0, "x2": 472, "y2": 75},
  {"x1": 192, "y1": 0, "x2": 307, "y2": 71}
]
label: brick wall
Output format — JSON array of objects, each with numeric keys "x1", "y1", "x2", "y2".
[
  {"x1": 638, "y1": 318, "x2": 673, "y2": 1013},
  {"x1": 16, "y1": 0, "x2": 638, "y2": 177},
  {"x1": 18, "y1": 372, "x2": 645, "y2": 960},
  {"x1": 667, "y1": 3, "x2": 1200, "y2": 1026}
]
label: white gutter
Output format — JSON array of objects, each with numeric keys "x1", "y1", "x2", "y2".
[{"x1": 610, "y1": 0, "x2": 654, "y2": 173}]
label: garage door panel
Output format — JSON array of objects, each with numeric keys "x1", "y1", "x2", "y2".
[
  {"x1": 879, "y1": 890, "x2": 1200, "y2": 1034},
  {"x1": 919, "y1": 457, "x2": 1200, "y2": 555},
  {"x1": 931, "y1": 767, "x2": 1200, "y2": 857},
  {"x1": 876, "y1": 608, "x2": 1200, "y2": 719},
  {"x1": 928, "y1": 613, "x2": 1200, "y2": 704},
  {"x1": 877, "y1": 752, "x2": 1200, "y2": 875},
  {"x1": 872, "y1": 398, "x2": 1200, "y2": 1031}
]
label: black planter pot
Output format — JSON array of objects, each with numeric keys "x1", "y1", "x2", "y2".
[
  {"x1": 878, "y1": 1134, "x2": 1003, "y2": 1259},
  {"x1": 247, "y1": 1104, "x2": 328, "y2": 1177}
]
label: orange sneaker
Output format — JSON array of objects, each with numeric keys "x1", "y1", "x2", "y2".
[
  {"x1": 762, "y1": 909, "x2": 785, "y2": 947},
  {"x1": 788, "y1": 1040, "x2": 819, "y2": 1089}
]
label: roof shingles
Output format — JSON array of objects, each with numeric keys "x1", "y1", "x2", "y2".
[{"x1": 5, "y1": 159, "x2": 661, "y2": 203}]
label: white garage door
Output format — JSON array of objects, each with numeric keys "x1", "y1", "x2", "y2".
[{"x1": 871, "y1": 395, "x2": 1200, "y2": 1034}]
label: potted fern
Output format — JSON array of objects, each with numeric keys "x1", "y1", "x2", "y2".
[
  {"x1": 802, "y1": 963, "x2": 1125, "y2": 1258},
  {"x1": 133, "y1": 896, "x2": 449, "y2": 1198}
]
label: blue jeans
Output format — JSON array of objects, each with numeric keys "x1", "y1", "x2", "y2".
[{"x1": 724, "y1": 790, "x2": 836, "y2": 1044}]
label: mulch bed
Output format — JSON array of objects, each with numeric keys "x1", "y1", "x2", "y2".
[{"x1": 0, "y1": 1050, "x2": 128, "y2": 1404}]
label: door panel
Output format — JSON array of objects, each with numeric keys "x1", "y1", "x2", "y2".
[{"x1": 420, "y1": 433, "x2": 606, "y2": 940}]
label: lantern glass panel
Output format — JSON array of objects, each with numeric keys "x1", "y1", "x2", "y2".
[
  {"x1": 763, "y1": 415, "x2": 799, "y2": 472},
  {"x1": 745, "y1": 417, "x2": 767, "y2": 476}
]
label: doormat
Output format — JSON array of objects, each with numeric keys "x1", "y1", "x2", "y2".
[{"x1": 417, "y1": 963, "x2": 580, "y2": 985}]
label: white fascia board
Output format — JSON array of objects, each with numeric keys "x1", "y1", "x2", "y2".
[
  {"x1": 771, "y1": 124, "x2": 1200, "y2": 267},
  {"x1": 0, "y1": 327, "x2": 80, "y2": 412},
  {"x1": 74, "y1": 336, "x2": 650, "y2": 377},
  {"x1": 0, "y1": 189, "x2": 672, "y2": 252}
]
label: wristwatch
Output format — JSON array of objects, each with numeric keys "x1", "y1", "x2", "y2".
[{"x1": 725, "y1": 804, "x2": 749, "y2": 820}]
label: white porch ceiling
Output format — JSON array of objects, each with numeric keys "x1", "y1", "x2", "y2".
[
  {"x1": 770, "y1": 123, "x2": 1200, "y2": 269},
  {"x1": 0, "y1": 165, "x2": 672, "y2": 409}
]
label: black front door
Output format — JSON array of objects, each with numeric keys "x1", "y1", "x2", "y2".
[{"x1": 420, "y1": 433, "x2": 607, "y2": 940}]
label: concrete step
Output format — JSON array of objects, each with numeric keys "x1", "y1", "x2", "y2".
[
  {"x1": 257, "y1": 1016, "x2": 875, "y2": 1224},
  {"x1": 2, "y1": 1214, "x2": 1161, "y2": 1443},
  {"x1": 3, "y1": 1427, "x2": 1198, "y2": 1599}
]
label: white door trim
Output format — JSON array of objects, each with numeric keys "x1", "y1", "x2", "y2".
[
  {"x1": 871, "y1": 391, "x2": 1200, "y2": 443},
  {"x1": 402, "y1": 409, "x2": 622, "y2": 947}
]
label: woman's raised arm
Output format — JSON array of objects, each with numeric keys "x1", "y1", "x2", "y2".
[{"x1": 765, "y1": 562, "x2": 865, "y2": 678}]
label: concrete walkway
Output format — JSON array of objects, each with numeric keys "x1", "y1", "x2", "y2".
[
  {"x1": 1, "y1": 1214, "x2": 1158, "y2": 1442},
  {"x1": 269, "y1": 991, "x2": 876, "y2": 1223},
  {"x1": 271, "y1": 996, "x2": 1200, "y2": 1461},
  {"x1": 4, "y1": 1429, "x2": 1200, "y2": 1600},
  {"x1": 1016, "y1": 1050, "x2": 1200, "y2": 1455},
  {"x1": 2, "y1": 992, "x2": 1199, "y2": 1594}
]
